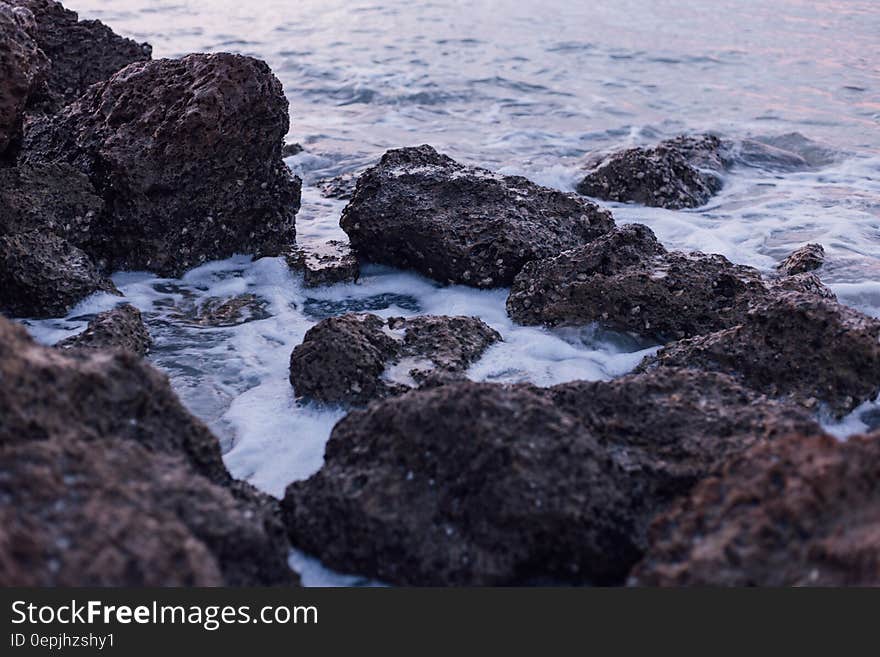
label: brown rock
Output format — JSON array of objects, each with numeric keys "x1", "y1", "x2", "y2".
[
  {"x1": 631, "y1": 431, "x2": 880, "y2": 586},
  {"x1": 0, "y1": 230, "x2": 116, "y2": 318},
  {"x1": 22, "y1": 53, "x2": 301, "y2": 276},
  {"x1": 57, "y1": 304, "x2": 151, "y2": 356},
  {"x1": 641, "y1": 291, "x2": 880, "y2": 417},
  {"x1": 282, "y1": 370, "x2": 820, "y2": 585},
  {"x1": 286, "y1": 240, "x2": 359, "y2": 287},
  {"x1": 507, "y1": 224, "x2": 770, "y2": 340},
  {"x1": 340, "y1": 145, "x2": 614, "y2": 287},
  {"x1": 289, "y1": 313, "x2": 501, "y2": 405}
]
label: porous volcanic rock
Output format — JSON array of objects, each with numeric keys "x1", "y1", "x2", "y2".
[
  {"x1": 507, "y1": 224, "x2": 770, "y2": 339},
  {"x1": 576, "y1": 134, "x2": 728, "y2": 209},
  {"x1": 630, "y1": 431, "x2": 880, "y2": 586},
  {"x1": 0, "y1": 162, "x2": 104, "y2": 239},
  {"x1": 770, "y1": 271, "x2": 836, "y2": 300},
  {"x1": 22, "y1": 53, "x2": 301, "y2": 275},
  {"x1": 286, "y1": 240, "x2": 359, "y2": 287},
  {"x1": 289, "y1": 313, "x2": 501, "y2": 405},
  {"x1": 0, "y1": 316, "x2": 297, "y2": 586},
  {"x1": 0, "y1": 315, "x2": 226, "y2": 482},
  {"x1": 0, "y1": 1, "x2": 47, "y2": 155},
  {"x1": 0, "y1": 437, "x2": 297, "y2": 586},
  {"x1": 0, "y1": 230, "x2": 116, "y2": 318},
  {"x1": 641, "y1": 291, "x2": 880, "y2": 416},
  {"x1": 57, "y1": 304, "x2": 151, "y2": 356},
  {"x1": 340, "y1": 145, "x2": 615, "y2": 287},
  {"x1": 10, "y1": 0, "x2": 151, "y2": 110},
  {"x1": 282, "y1": 370, "x2": 820, "y2": 585},
  {"x1": 777, "y1": 243, "x2": 825, "y2": 276}
]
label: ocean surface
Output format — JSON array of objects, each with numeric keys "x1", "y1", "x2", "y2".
[{"x1": 22, "y1": 1, "x2": 880, "y2": 585}]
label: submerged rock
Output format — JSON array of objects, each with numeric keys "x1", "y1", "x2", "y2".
[
  {"x1": 57, "y1": 304, "x2": 151, "y2": 356},
  {"x1": 187, "y1": 294, "x2": 271, "y2": 328},
  {"x1": 737, "y1": 133, "x2": 839, "y2": 171},
  {"x1": 289, "y1": 313, "x2": 501, "y2": 405},
  {"x1": 0, "y1": 316, "x2": 226, "y2": 481},
  {"x1": 10, "y1": 0, "x2": 151, "y2": 110},
  {"x1": 340, "y1": 145, "x2": 614, "y2": 287},
  {"x1": 0, "y1": 231, "x2": 116, "y2": 318},
  {"x1": 0, "y1": 1, "x2": 47, "y2": 155},
  {"x1": 0, "y1": 436, "x2": 297, "y2": 586},
  {"x1": 777, "y1": 243, "x2": 825, "y2": 276},
  {"x1": 281, "y1": 142, "x2": 303, "y2": 157},
  {"x1": 282, "y1": 370, "x2": 819, "y2": 585},
  {"x1": 631, "y1": 431, "x2": 880, "y2": 586},
  {"x1": 641, "y1": 292, "x2": 880, "y2": 417},
  {"x1": 286, "y1": 240, "x2": 359, "y2": 287},
  {"x1": 316, "y1": 171, "x2": 360, "y2": 201},
  {"x1": 23, "y1": 53, "x2": 301, "y2": 276},
  {"x1": 507, "y1": 224, "x2": 769, "y2": 340},
  {"x1": 576, "y1": 134, "x2": 727, "y2": 209}
]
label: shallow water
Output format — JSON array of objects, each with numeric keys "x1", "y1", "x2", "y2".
[{"x1": 21, "y1": 1, "x2": 880, "y2": 583}]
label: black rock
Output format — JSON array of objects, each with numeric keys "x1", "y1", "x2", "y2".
[{"x1": 340, "y1": 145, "x2": 615, "y2": 287}]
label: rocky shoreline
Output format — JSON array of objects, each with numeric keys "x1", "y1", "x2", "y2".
[{"x1": 1, "y1": 1, "x2": 878, "y2": 587}]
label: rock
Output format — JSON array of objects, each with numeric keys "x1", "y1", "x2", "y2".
[
  {"x1": 0, "y1": 162, "x2": 104, "y2": 240},
  {"x1": 576, "y1": 134, "x2": 728, "y2": 209},
  {"x1": 10, "y1": 0, "x2": 151, "y2": 110},
  {"x1": 0, "y1": 315, "x2": 296, "y2": 586},
  {"x1": 282, "y1": 371, "x2": 820, "y2": 585},
  {"x1": 57, "y1": 304, "x2": 151, "y2": 356},
  {"x1": 0, "y1": 436, "x2": 297, "y2": 586},
  {"x1": 316, "y1": 171, "x2": 359, "y2": 200},
  {"x1": 737, "y1": 133, "x2": 838, "y2": 171},
  {"x1": 289, "y1": 313, "x2": 501, "y2": 405},
  {"x1": 549, "y1": 368, "x2": 822, "y2": 501},
  {"x1": 507, "y1": 224, "x2": 770, "y2": 340},
  {"x1": 0, "y1": 1, "x2": 48, "y2": 155},
  {"x1": 0, "y1": 230, "x2": 116, "y2": 318},
  {"x1": 187, "y1": 293, "x2": 271, "y2": 328},
  {"x1": 630, "y1": 431, "x2": 880, "y2": 586},
  {"x1": 777, "y1": 243, "x2": 825, "y2": 276},
  {"x1": 22, "y1": 53, "x2": 301, "y2": 276},
  {"x1": 0, "y1": 315, "x2": 227, "y2": 482},
  {"x1": 770, "y1": 271, "x2": 836, "y2": 300},
  {"x1": 340, "y1": 145, "x2": 614, "y2": 287},
  {"x1": 281, "y1": 142, "x2": 303, "y2": 157},
  {"x1": 285, "y1": 240, "x2": 359, "y2": 287},
  {"x1": 641, "y1": 292, "x2": 880, "y2": 417}
]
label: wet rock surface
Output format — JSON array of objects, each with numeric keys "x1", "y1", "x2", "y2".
[
  {"x1": 777, "y1": 243, "x2": 825, "y2": 276},
  {"x1": 22, "y1": 52, "x2": 301, "y2": 276},
  {"x1": 10, "y1": 0, "x2": 151, "y2": 111},
  {"x1": 57, "y1": 304, "x2": 152, "y2": 356},
  {"x1": 576, "y1": 134, "x2": 727, "y2": 209},
  {"x1": 184, "y1": 293, "x2": 271, "y2": 328},
  {"x1": 641, "y1": 291, "x2": 880, "y2": 416},
  {"x1": 0, "y1": 316, "x2": 226, "y2": 482},
  {"x1": 631, "y1": 431, "x2": 880, "y2": 586},
  {"x1": 507, "y1": 224, "x2": 770, "y2": 339},
  {"x1": 286, "y1": 240, "x2": 359, "y2": 287},
  {"x1": 289, "y1": 313, "x2": 501, "y2": 405},
  {"x1": 340, "y1": 145, "x2": 615, "y2": 287},
  {"x1": 0, "y1": 1, "x2": 47, "y2": 155},
  {"x1": 282, "y1": 370, "x2": 819, "y2": 585},
  {"x1": 0, "y1": 230, "x2": 116, "y2": 318}
]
